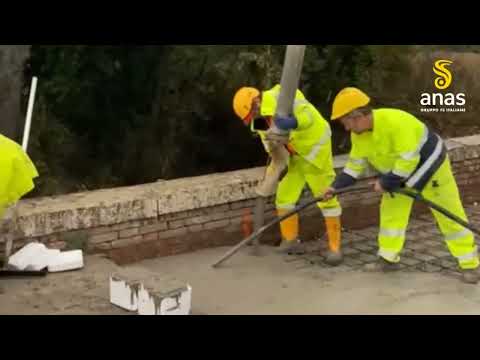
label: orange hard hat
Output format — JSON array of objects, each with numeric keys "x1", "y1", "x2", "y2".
[{"x1": 233, "y1": 87, "x2": 260, "y2": 125}]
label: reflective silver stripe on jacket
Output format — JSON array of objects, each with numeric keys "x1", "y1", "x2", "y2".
[
  {"x1": 406, "y1": 135, "x2": 444, "y2": 188},
  {"x1": 349, "y1": 158, "x2": 367, "y2": 166},
  {"x1": 344, "y1": 167, "x2": 361, "y2": 179},
  {"x1": 304, "y1": 128, "x2": 332, "y2": 162},
  {"x1": 400, "y1": 125, "x2": 429, "y2": 161},
  {"x1": 392, "y1": 169, "x2": 413, "y2": 178}
]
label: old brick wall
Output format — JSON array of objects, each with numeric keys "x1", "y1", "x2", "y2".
[{"x1": 4, "y1": 135, "x2": 480, "y2": 265}]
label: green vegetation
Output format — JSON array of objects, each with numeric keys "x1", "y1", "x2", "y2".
[{"x1": 15, "y1": 45, "x2": 480, "y2": 196}]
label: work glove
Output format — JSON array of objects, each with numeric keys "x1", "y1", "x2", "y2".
[
  {"x1": 379, "y1": 172, "x2": 405, "y2": 193},
  {"x1": 274, "y1": 115, "x2": 298, "y2": 131},
  {"x1": 265, "y1": 114, "x2": 297, "y2": 146}
]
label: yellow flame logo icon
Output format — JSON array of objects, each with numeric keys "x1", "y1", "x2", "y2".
[{"x1": 433, "y1": 60, "x2": 453, "y2": 90}]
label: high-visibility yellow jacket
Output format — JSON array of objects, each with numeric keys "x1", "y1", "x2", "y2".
[
  {"x1": 342, "y1": 108, "x2": 446, "y2": 191},
  {"x1": 252, "y1": 85, "x2": 334, "y2": 172},
  {"x1": 0, "y1": 134, "x2": 39, "y2": 217}
]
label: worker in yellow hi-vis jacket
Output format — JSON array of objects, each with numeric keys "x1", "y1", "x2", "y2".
[
  {"x1": 233, "y1": 85, "x2": 343, "y2": 265},
  {"x1": 0, "y1": 132, "x2": 38, "y2": 222},
  {"x1": 323, "y1": 87, "x2": 479, "y2": 284}
]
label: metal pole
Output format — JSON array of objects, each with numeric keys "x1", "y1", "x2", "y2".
[
  {"x1": 250, "y1": 197, "x2": 266, "y2": 256},
  {"x1": 251, "y1": 45, "x2": 307, "y2": 256},
  {"x1": 275, "y1": 45, "x2": 306, "y2": 118},
  {"x1": 22, "y1": 76, "x2": 38, "y2": 152}
]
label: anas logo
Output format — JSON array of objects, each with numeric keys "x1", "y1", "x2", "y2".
[
  {"x1": 433, "y1": 60, "x2": 453, "y2": 90},
  {"x1": 420, "y1": 59, "x2": 466, "y2": 113}
]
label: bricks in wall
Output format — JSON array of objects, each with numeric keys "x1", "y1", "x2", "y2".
[
  {"x1": 142, "y1": 232, "x2": 158, "y2": 242},
  {"x1": 119, "y1": 228, "x2": 139, "y2": 239},
  {"x1": 158, "y1": 227, "x2": 188, "y2": 240},
  {"x1": 112, "y1": 236, "x2": 144, "y2": 249},
  {"x1": 230, "y1": 200, "x2": 257, "y2": 210},
  {"x1": 5, "y1": 188, "x2": 381, "y2": 262},
  {"x1": 89, "y1": 221, "x2": 142, "y2": 236},
  {"x1": 186, "y1": 224, "x2": 203, "y2": 233},
  {"x1": 203, "y1": 219, "x2": 231, "y2": 231},
  {"x1": 139, "y1": 222, "x2": 168, "y2": 235},
  {"x1": 89, "y1": 232, "x2": 118, "y2": 244}
]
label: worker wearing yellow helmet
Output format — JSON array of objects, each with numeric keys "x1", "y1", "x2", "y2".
[
  {"x1": 323, "y1": 87, "x2": 479, "y2": 284},
  {"x1": 233, "y1": 85, "x2": 343, "y2": 265}
]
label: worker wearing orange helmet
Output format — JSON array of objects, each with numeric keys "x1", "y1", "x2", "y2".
[
  {"x1": 323, "y1": 87, "x2": 479, "y2": 284},
  {"x1": 233, "y1": 85, "x2": 343, "y2": 265}
]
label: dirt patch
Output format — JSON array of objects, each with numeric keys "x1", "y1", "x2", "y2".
[{"x1": 0, "y1": 255, "x2": 129, "y2": 315}]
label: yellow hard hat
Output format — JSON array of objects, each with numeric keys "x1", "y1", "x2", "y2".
[
  {"x1": 233, "y1": 87, "x2": 260, "y2": 124},
  {"x1": 331, "y1": 87, "x2": 371, "y2": 121}
]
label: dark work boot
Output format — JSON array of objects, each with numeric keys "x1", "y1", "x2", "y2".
[
  {"x1": 325, "y1": 251, "x2": 344, "y2": 266},
  {"x1": 364, "y1": 257, "x2": 400, "y2": 272},
  {"x1": 461, "y1": 269, "x2": 479, "y2": 284},
  {"x1": 277, "y1": 239, "x2": 307, "y2": 256}
]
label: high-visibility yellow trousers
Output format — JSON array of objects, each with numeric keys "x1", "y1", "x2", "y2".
[
  {"x1": 378, "y1": 156, "x2": 479, "y2": 270},
  {"x1": 276, "y1": 155, "x2": 341, "y2": 241}
]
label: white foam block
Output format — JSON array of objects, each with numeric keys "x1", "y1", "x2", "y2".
[
  {"x1": 159, "y1": 285, "x2": 192, "y2": 316},
  {"x1": 25, "y1": 249, "x2": 61, "y2": 271},
  {"x1": 109, "y1": 275, "x2": 141, "y2": 312},
  {"x1": 138, "y1": 281, "x2": 192, "y2": 316},
  {"x1": 48, "y1": 250, "x2": 84, "y2": 273},
  {"x1": 8, "y1": 242, "x2": 47, "y2": 271}
]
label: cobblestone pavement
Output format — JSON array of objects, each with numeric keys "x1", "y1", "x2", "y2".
[{"x1": 283, "y1": 205, "x2": 480, "y2": 280}]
